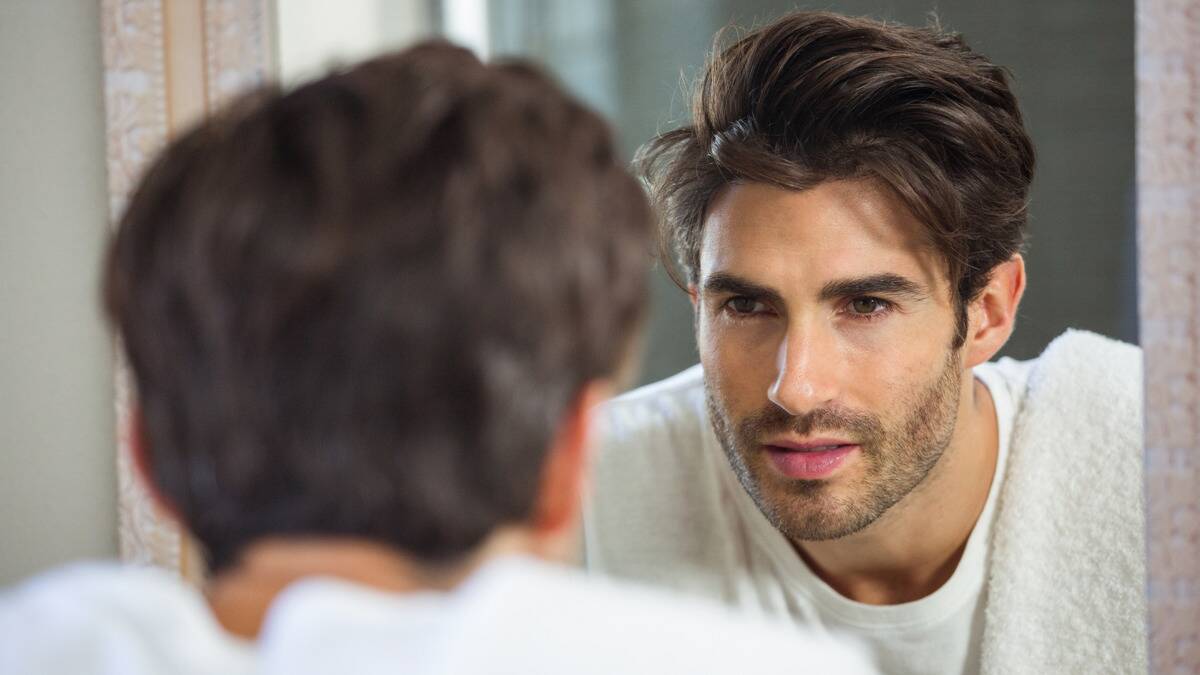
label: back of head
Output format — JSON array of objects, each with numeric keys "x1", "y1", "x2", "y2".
[
  {"x1": 104, "y1": 42, "x2": 651, "y2": 572},
  {"x1": 641, "y1": 11, "x2": 1035, "y2": 342}
]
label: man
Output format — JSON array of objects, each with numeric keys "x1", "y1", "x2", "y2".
[
  {"x1": 583, "y1": 11, "x2": 1145, "y2": 675},
  {"x1": 0, "y1": 43, "x2": 874, "y2": 674}
]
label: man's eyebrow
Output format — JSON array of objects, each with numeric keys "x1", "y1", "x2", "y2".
[
  {"x1": 701, "y1": 273, "x2": 784, "y2": 305},
  {"x1": 818, "y1": 273, "x2": 929, "y2": 302}
]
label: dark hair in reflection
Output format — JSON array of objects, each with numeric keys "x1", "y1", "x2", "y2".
[
  {"x1": 638, "y1": 11, "x2": 1035, "y2": 344},
  {"x1": 104, "y1": 42, "x2": 652, "y2": 573}
]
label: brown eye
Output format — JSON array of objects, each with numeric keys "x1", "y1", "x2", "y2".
[
  {"x1": 850, "y1": 297, "x2": 885, "y2": 315},
  {"x1": 726, "y1": 296, "x2": 765, "y2": 315}
]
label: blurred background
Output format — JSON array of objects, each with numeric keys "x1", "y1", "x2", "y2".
[
  {"x1": 0, "y1": 0, "x2": 1132, "y2": 584},
  {"x1": 277, "y1": 0, "x2": 1136, "y2": 385}
]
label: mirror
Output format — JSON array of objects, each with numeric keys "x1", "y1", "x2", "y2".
[{"x1": 275, "y1": 5, "x2": 1157, "y2": 672}]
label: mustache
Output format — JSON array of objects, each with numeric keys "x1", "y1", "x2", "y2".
[{"x1": 738, "y1": 403, "x2": 883, "y2": 442}]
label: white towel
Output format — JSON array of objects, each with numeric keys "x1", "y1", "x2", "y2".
[{"x1": 981, "y1": 330, "x2": 1146, "y2": 674}]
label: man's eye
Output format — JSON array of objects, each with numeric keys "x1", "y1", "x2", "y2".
[
  {"x1": 726, "y1": 296, "x2": 766, "y2": 315},
  {"x1": 848, "y1": 297, "x2": 890, "y2": 316}
]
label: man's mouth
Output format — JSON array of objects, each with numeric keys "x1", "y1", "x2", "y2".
[{"x1": 762, "y1": 438, "x2": 859, "y2": 480}]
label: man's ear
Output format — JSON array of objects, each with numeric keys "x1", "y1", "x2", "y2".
[
  {"x1": 688, "y1": 284, "x2": 698, "y2": 308},
  {"x1": 963, "y1": 254, "x2": 1026, "y2": 368},
  {"x1": 127, "y1": 406, "x2": 183, "y2": 524},
  {"x1": 530, "y1": 380, "x2": 610, "y2": 542}
]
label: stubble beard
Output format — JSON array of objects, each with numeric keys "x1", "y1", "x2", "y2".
[{"x1": 706, "y1": 350, "x2": 962, "y2": 542}]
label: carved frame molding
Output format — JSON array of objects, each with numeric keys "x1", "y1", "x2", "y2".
[
  {"x1": 1138, "y1": 1, "x2": 1200, "y2": 669},
  {"x1": 101, "y1": 0, "x2": 274, "y2": 583}
]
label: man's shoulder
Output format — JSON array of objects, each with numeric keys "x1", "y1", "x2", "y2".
[
  {"x1": 454, "y1": 558, "x2": 876, "y2": 674},
  {"x1": 1, "y1": 562, "x2": 249, "y2": 675},
  {"x1": 239, "y1": 556, "x2": 876, "y2": 674},
  {"x1": 981, "y1": 330, "x2": 1146, "y2": 670},
  {"x1": 599, "y1": 364, "x2": 708, "y2": 441},
  {"x1": 1006, "y1": 329, "x2": 1142, "y2": 432},
  {"x1": 983, "y1": 329, "x2": 1139, "y2": 409},
  {"x1": 586, "y1": 365, "x2": 745, "y2": 589},
  {"x1": 1026, "y1": 328, "x2": 1141, "y2": 404},
  {"x1": 1, "y1": 561, "x2": 203, "y2": 625},
  {"x1": 592, "y1": 364, "x2": 715, "y2": 492}
]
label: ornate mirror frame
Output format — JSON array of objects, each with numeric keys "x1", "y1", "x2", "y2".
[
  {"x1": 1137, "y1": 0, "x2": 1199, "y2": 669},
  {"x1": 101, "y1": 0, "x2": 273, "y2": 584}
]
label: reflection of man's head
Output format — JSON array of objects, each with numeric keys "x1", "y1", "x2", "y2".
[
  {"x1": 104, "y1": 43, "x2": 651, "y2": 573},
  {"x1": 639, "y1": 12, "x2": 1034, "y2": 541}
]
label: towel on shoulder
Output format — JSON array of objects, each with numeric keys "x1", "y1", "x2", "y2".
[{"x1": 981, "y1": 329, "x2": 1145, "y2": 673}]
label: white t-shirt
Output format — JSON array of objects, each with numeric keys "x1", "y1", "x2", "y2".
[
  {"x1": 0, "y1": 554, "x2": 877, "y2": 675},
  {"x1": 584, "y1": 358, "x2": 1032, "y2": 675}
]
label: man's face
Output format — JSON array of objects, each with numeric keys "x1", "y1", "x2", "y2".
[{"x1": 696, "y1": 179, "x2": 965, "y2": 542}]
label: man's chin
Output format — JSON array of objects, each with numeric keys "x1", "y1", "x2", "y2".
[
  {"x1": 748, "y1": 473, "x2": 881, "y2": 541},
  {"x1": 773, "y1": 506, "x2": 879, "y2": 542}
]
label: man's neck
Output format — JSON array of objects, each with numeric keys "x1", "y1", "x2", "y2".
[
  {"x1": 205, "y1": 531, "x2": 533, "y2": 639},
  {"x1": 795, "y1": 376, "x2": 999, "y2": 605}
]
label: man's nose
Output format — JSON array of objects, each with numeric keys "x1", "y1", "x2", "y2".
[{"x1": 767, "y1": 324, "x2": 839, "y2": 416}]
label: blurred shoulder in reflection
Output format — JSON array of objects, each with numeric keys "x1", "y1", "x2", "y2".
[{"x1": 0, "y1": 42, "x2": 876, "y2": 675}]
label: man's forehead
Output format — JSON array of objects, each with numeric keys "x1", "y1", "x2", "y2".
[{"x1": 698, "y1": 179, "x2": 947, "y2": 292}]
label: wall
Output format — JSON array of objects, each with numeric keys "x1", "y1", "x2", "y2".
[
  {"x1": 276, "y1": 0, "x2": 432, "y2": 84},
  {"x1": 0, "y1": 1, "x2": 116, "y2": 585}
]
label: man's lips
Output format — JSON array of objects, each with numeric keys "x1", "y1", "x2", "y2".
[
  {"x1": 766, "y1": 437, "x2": 856, "y2": 452},
  {"x1": 763, "y1": 438, "x2": 859, "y2": 480}
]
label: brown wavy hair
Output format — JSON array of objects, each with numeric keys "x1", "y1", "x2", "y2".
[{"x1": 638, "y1": 11, "x2": 1035, "y2": 343}]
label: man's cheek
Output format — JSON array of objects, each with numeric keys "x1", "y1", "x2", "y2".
[{"x1": 709, "y1": 349, "x2": 765, "y2": 410}]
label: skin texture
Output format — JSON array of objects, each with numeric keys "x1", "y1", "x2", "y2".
[{"x1": 695, "y1": 179, "x2": 1025, "y2": 604}]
